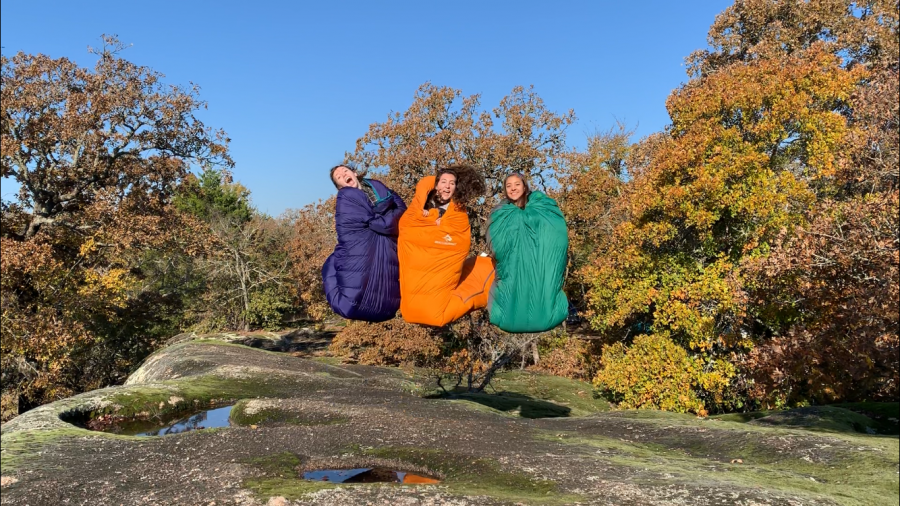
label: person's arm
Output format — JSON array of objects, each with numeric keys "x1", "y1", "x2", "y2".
[
  {"x1": 334, "y1": 189, "x2": 371, "y2": 242},
  {"x1": 484, "y1": 203, "x2": 505, "y2": 257},
  {"x1": 367, "y1": 197, "x2": 402, "y2": 236},
  {"x1": 409, "y1": 176, "x2": 435, "y2": 213}
]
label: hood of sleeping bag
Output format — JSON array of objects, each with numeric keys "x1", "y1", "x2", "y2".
[
  {"x1": 322, "y1": 178, "x2": 406, "y2": 322},
  {"x1": 398, "y1": 176, "x2": 493, "y2": 326},
  {"x1": 487, "y1": 191, "x2": 568, "y2": 332}
]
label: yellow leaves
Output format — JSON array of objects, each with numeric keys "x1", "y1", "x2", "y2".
[
  {"x1": 78, "y1": 237, "x2": 97, "y2": 257},
  {"x1": 594, "y1": 333, "x2": 708, "y2": 415},
  {"x1": 77, "y1": 267, "x2": 136, "y2": 308}
]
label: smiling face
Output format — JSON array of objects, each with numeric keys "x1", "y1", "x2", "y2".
[
  {"x1": 332, "y1": 166, "x2": 359, "y2": 189},
  {"x1": 505, "y1": 175, "x2": 526, "y2": 202},
  {"x1": 435, "y1": 173, "x2": 457, "y2": 203}
]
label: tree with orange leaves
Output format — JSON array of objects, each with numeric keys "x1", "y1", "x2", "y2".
[
  {"x1": 350, "y1": 83, "x2": 575, "y2": 247},
  {"x1": 590, "y1": 0, "x2": 898, "y2": 412},
  {"x1": 1, "y1": 36, "x2": 232, "y2": 418}
]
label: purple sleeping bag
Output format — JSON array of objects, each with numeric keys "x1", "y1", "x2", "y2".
[{"x1": 322, "y1": 179, "x2": 406, "y2": 321}]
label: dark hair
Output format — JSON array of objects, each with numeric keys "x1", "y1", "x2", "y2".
[
  {"x1": 504, "y1": 173, "x2": 531, "y2": 209},
  {"x1": 434, "y1": 163, "x2": 485, "y2": 205},
  {"x1": 328, "y1": 162, "x2": 367, "y2": 189}
]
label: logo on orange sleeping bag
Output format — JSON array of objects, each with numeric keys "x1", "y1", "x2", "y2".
[{"x1": 435, "y1": 234, "x2": 456, "y2": 246}]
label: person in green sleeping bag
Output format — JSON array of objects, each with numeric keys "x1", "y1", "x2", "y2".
[{"x1": 486, "y1": 173, "x2": 569, "y2": 332}]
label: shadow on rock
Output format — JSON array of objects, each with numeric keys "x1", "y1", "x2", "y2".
[
  {"x1": 236, "y1": 328, "x2": 337, "y2": 355},
  {"x1": 428, "y1": 391, "x2": 572, "y2": 418}
]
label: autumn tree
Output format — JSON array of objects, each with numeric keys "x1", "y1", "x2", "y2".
[
  {"x1": 687, "y1": 0, "x2": 898, "y2": 76},
  {"x1": 173, "y1": 167, "x2": 296, "y2": 331},
  {"x1": 286, "y1": 198, "x2": 336, "y2": 320},
  {"x1": 587, "y1": 0, "x2": 898, "y2": 412},
  {"x1": 350, "y1": 83, "x2": 575, "y2": 245},
  {"x1": 551, "y1": 123, "x2": 648, "y2": 314},
  {"x1": 0, "y1": 36, "x2": 231, "y2": 417},
  {"x1": 688, "y1": 0, "x2": 899, "y2": 405}
]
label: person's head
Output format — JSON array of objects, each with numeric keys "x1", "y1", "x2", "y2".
[
  {"x1": 433, "y1": 163, "x2": 486, "y2": 206},
  {"x1": 504, "y1": 173, "x2": 530, "y2": 209},
  {"x1": 329, "y1": 164, "x2": 360, "y2": 190},
  {"x1": 434, "y1": 171, "x2": 457, "y2": 204}
]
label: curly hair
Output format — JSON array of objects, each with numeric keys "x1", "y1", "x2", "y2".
[{"x1": 434, "y1": 163, "x2": 486, "y2": 205}]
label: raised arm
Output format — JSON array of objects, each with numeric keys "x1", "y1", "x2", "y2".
[
  {"x1": 408, "y1": 176, "x2": 436, "y2": 213},
  {"x1": 334, "y1": 189, "x2": 372, "y2": 243}
]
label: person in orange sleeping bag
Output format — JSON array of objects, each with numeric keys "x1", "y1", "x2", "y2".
[{"x1": 398, "y1": 164, "x2": 495, "y2": 327}]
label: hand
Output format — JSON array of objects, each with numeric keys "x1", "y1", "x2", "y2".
[
  {"x1": 422, "y1": 209, "x2": 430, "y2": 217},
  {"x1": 435, "y1": 217, "x2": 441, "y2": 226},
  {"x1": 374, "y1": 198, "x2": 396, "y2": 213}
]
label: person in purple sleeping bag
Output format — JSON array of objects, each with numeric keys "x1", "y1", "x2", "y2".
[{"x1": 321, "y1": 163, "x2": 407, "y2": 321}]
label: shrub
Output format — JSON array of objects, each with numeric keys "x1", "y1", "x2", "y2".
[
  {"x1": 531, "y1": 335, "x2": 601, "y2": 381},
  {"x1": 593, "y1": 333, "x2": 708, "y2": 415},
  {"x1": 329, "y1": 318, "x2": 443, "y2": 366},
  {"x1": 246, "y1": 287, "x2": 294, "y2": 331}
]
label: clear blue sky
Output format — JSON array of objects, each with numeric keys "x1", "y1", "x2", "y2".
[{"x1": 1, "y1": 0, "x2": 731, "y2": 216}]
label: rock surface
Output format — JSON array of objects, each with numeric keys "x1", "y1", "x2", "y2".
[{"x1": 1, "y1": 334, "x2": 897, "y2": 506}]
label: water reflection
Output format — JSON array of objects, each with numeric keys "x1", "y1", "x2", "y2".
[
  {"x1": 303, "y1": 467, "x2": 440, "y2": 484},
  {"x1": 133, "y1": 405, "x2": 234, "y2": 436}
]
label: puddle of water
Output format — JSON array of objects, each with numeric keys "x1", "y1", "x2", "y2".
[
  {"x1": 133, "y1": 405, "x2": 234, "y2": 436},
  {"x1": 81, "y1": 405, "x2": 235, "y2": 436},
  {"x1": 303, "y1": 467, "x2": 440, "y2": 484}
]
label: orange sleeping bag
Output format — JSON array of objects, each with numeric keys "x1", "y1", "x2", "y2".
[{"x1": 398, "y1": 176, "x2": 495, "y2": 326}]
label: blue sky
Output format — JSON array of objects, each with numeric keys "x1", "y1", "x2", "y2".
[{"x1": 1, "y1": 0, "x2": 732, "y2": 216}]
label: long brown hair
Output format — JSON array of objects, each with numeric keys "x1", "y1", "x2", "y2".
[
  {"x1": 434, "y1": 163, "x2": 486, "y2": 205},
  {"x1": 504, "y1": 172, "x2": 531, "y2": 209}
]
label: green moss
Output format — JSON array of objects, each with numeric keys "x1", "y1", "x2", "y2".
[
  {"x1": 447, "y1": 392, "x2": 574, "y2": 418},
  {"x1": 432, "y1": 370, "x2": 611, "y2": 419},
  {"x1": 542, "y1": 422, "x2": 900, "y2": 506},
  {"x1": 830, "y1": 403, "x2": 899, "y2": 435},
  {"x1": 712, "y1": 404, "x2": 899, "y2": 436},
  {"x1": 0, "y1": 427, "x2": 139, "y2": 471},
  {"x1": 100, "y1": 376, "x2": 279, "y2": 420},
  {"x1": 711, "y1": 411, "x2": 771, "y2": 423},
  {"x1": 360, "y1": 446, "x2": 583, "y2": 505},
  {"x1": 309, "y1": 356, "x2": 344, "y2": 366},
  {"x1": 3, "y1": 374, "x2": 295, "y2": 472},
  {"x1": 243, "y1": 478, "x2": 337, "y2": 499},
  {"x1": 229, "y1": 400, "x2": 348, "y2": 427},
  {"x1": 242, "y1": 452, "x2": 336, "y2": 499},
  {"x1": 602, "y1": 409, "x2": 698, "y2": 421},
  {"x1": 178, "y1": 339, "x2": 284, "y2": 354},
  {"x1": 835, "y1": 402, "x2": 899, "y2": 419}
]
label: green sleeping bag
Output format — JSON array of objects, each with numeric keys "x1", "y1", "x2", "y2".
[{"x1": 487, "y1": 191, "x2": 569, "y2": 332}]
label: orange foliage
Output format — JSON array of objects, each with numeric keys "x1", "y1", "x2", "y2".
[
  {"x1": 329, "y1": 318, "x2": 443, "y2": 366},
  {"x1": 530, "y1": 336, "x2": 601, "y2": 382},
  {"x1": 350, "y1": 83, "x2": 575, "y2": 248},
  {"x1": 287, "y1": 198, "x2": 336, "y2": 320},
  {"x1": 1, "y1": 36, "x2": 230, "y2": 415},
  {"x1": 743, "y1": 193, "x2": 899, "y2": 405}
]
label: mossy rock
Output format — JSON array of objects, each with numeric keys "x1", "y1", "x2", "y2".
[
  {"x1": 429, "y1": 369, "x2": 611, "y2": 419},
  {"x1": 2, "y1": 338, "x2": 897, "y2": 506},
  {"x1": 712, "y1": 404, "x2": 899, "y2": 435},
  {"x1": 230, "y1": 399, "x2": 349, "y2": 427}
]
